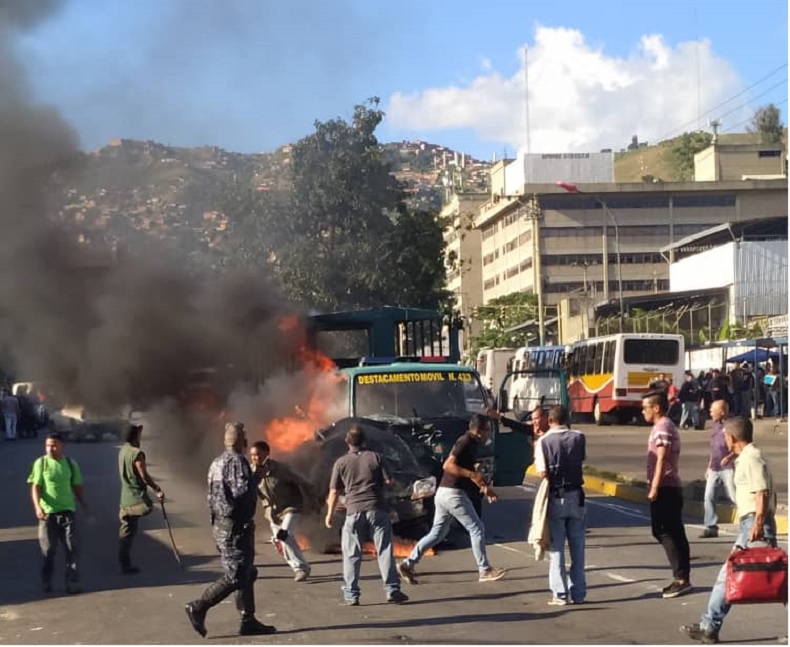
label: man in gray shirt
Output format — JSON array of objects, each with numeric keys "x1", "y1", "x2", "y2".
[{"x1": 325, "y1": 425, "x2": 408, "y2": 606}]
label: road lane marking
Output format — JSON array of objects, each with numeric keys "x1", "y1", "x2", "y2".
[
  {"x1": 493, "y1": 543, "x2": 527, "y2": 555},
  {"x1": 606, "y1": 573, "x2": 636, "y2": 583}
]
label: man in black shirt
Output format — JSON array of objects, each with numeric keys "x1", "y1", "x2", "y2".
[
  {"x1": 325, "y1": 425, "x2": 408, "y2": 606},
  {"x1": 397, "y1": 414, "x2": 506, "y2": 585}
]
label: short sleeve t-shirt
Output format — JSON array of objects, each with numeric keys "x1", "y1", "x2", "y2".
[
  {"x1": 27, "y1": 455, "x2": 83, "y2": 514},
  {"x1": 647, "y1": 417, "x2": 682, "y2": 488},
  {"x1": 439, "y1": 433, "x2": 479, "y2": 497},
  {"x1": 734, "y1": 443, "x2": 776, "y2": 517},
  {"x1": 329, "y1": 449, "x2": 389, "y2": 514}
]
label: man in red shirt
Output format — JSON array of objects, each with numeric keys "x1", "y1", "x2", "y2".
[{"x1": 643, "y1": 390, "x2": 692, "y2": 599}]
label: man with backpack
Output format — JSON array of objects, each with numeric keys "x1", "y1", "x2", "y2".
[{"x1": 27, "y1": 432, "x2": 91, "y2": 594}]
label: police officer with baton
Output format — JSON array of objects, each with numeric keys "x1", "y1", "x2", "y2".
[{"x1": 185, "y1": 422, "x2": 275, "y2": 638}]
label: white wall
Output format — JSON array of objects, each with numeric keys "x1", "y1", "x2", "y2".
[{"x1": 670, "y1": 243, "x2": 736, "y2": 291}]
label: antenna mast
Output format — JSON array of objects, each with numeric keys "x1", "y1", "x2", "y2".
[{"x1": 524, "y1": 44, "x2": 531, "y2": 154}]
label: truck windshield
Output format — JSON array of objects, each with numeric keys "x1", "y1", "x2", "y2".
[{"x1": 354, "y1": 371, "x2": 487, "y2": 418}]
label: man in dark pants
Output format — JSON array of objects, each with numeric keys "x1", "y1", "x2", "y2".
[
  {"x1": 325, "y1": 425, "x2": 408, "y2": 606},
  {"x1": 27, "y1": 432, "x2": 91, "y2": 594},
  {"x1": 185, "y1": 422, "x2": 275, "y2": 638},
  {"x1": 643, "y1": 391, "x2": 692, "y2": 599},
  {"x1": 534, "y1": 404, "x2": 587, "y2": 605},
  {"x1": 118, "y1": 424, "x2": 164, "y2": 574}
]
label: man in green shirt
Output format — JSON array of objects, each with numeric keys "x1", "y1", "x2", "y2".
[
  {"x1": 27, "y1": 432, "x2": 90, "y2": 594},
  {"x1": 118, "y1": 424, "x2": 164, "y2": 574}
]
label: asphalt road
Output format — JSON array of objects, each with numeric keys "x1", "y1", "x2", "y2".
[
  {"x1": 0, "y1": 426, "x2": 787, "y2": 645},
  {"x1": 571, "y1": 418, "x2": 788, "y2": 508}
]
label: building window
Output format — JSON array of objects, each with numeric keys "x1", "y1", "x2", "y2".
[
  {"x1": 542, "y1": 226, "x2": 604, "y2": 237},
  {"x1": 758, "y1": 150, "x2": 781, "y2": 158},
  {"x1": 481, "y1": 224, "x2": 498, "y2": 240},
  {"x1": 483, "y1": 252, "x2": 495, "y2": 266},
  {"x1": 484, "y1": 278, "x2": 496, "y2": 290},
  {"x1": 519, "y1": 258, "x2": 533, "y2": 272},
  {"x1": 506, "y1": 265, "x2": 520, "y2": 279},
  {"x1": 604, "y1": 196, "x2": 669, "y2": 209},
  {"x1": 673, "y1": 194, "x2": 736, "y2": 208}
]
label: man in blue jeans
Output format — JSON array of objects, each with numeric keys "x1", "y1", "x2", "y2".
[
  {"x1": 397, "y1": 414, "x2": 506, "y2": 585},
  {"x1": 534, "y1": 404, "x2": 587, "y2": 605},
  {"x1": 681, "y1": 417, "x2": 780, "y2": 644},
  {"x1": 325, "y1": 425, "x2": 408, "y2": 606}
]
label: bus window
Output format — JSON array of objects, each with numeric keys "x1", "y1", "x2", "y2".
[
  {"x1": 604, "y1": 340, "x2": 615, "y2": 373},
  {"x1": 623, "y1": 339, "x2": 679, "y2": 365}
]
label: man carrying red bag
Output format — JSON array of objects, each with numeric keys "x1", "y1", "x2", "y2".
[{"x1": 681, "y1": 417, "x2": 781, "y2": 644}]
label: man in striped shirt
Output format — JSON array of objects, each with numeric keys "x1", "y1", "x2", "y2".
[{"x1": 643, "y1": 390, "x2": 692, "y2": 599}]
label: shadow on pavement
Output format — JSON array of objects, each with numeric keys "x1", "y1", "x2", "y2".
[{"x1": 0, "y1": 525, "x2": 218, "y2": 606}]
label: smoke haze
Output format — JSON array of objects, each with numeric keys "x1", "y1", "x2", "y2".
[{"x1": 1, "y1": 0, "x2": 329, "y2": 485}]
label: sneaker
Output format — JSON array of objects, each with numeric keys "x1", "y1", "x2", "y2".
[
  {"x1": 680, "y1": 623, "x2": 719, "y2": 644},
  {"x1": 663, "y1": 580, "x2": 693, "y2": 599},
  {"x1": 340, "y1": 598, "x2": 359, "y2": 606},
  {"x1": 65, "y1": 581, "x2": 82, "y2": 595},
  {"x1": 185, "y1": 602, "x2": 207, "y2": 638},
  {"x1": 239, "y1": 618, "x2": 277, "y2": 636},
  {"x1": 387, "y1": 590, "x2": 409, "y2": 604},
  {"x1": 479, "y1": 567, "x2": 506, "y2": 582},
  {"x1": 699, "y1": 527, "x2": 718, "y2": 539},
  {"x1": 548, "y1": 596, "x2": 570, "y2": 606},
  {"x1": 294, "y1": 569, "x2": 309, "y2": 582},
  {"x1": 397, "y1": 561, "x2": 419, "y2": 585}
]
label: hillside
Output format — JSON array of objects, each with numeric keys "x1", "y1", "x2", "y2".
[
  {"x1": 49, "y1": 138, "x2": 490, "y2": 270},
  {"x1": 614, "y1": 131, "x2": 788, "y2": 182}
]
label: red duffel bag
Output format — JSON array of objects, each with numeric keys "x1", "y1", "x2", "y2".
[{"x1": 725, "y1": 546, "x2": 788, "y2": 605}]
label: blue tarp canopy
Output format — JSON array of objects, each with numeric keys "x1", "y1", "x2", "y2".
[{"x1": 726, "y1": 349, "x2": 781, "y2": 364}]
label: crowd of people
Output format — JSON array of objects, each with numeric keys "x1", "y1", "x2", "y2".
[
  {"x1": 650, "y1": 360, "x2": 786, "y2": 430},
  {"x1": 23, "y1": 392, "x2": 783, "y2": 642}
]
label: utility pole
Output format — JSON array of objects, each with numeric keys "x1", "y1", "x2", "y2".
[{"x1": 528, "y1": 194, "x2": 545, "y2": 345}]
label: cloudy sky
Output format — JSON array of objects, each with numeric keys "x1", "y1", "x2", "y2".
[{"x1": 13, "y1": 0, "x2": 788, "y2": 158}]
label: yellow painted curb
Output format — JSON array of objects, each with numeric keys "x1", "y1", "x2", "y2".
[{"x1": 524, "y1": 467, "x2": 788, "y2": 535}]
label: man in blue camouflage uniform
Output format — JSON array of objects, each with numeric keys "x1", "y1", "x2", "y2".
[{"x1": 185, "y1": 422, "x2": 276, "y2": 638}]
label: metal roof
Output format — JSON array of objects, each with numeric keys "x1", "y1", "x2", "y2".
[{"x1": 660, "y1": 217, "x2": 788, "y2": 260}]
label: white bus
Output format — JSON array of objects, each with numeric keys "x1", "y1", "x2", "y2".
[
  {"x1": 508, "y1": 345, "x2": 568, "y2": 414},
  {"x1": 476, "y1": 348, "x2": 516, "y2": 393},
  {"x1": 567, "y1": 333, "x2": 685, "y2": 425}
]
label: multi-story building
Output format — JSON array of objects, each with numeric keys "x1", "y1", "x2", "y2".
[
  {"x1": 441, "y1": 192, "x2": 489, "y2": 336},
  {"x1": 474, "y1": 179, "x2": 788, "y2": 310}
]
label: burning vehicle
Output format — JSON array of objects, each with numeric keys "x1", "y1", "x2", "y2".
[{"x1": 297, "y1": 418, "x2": 439, "y2": 541}]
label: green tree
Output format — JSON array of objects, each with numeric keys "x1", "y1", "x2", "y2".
[
  {"x1": 470, "y1": 292, "x2": 539, "y2": 353},
  {"x1": 221, "y1": 98, "x2": 448, "y2": 311},
  {"x1": 670, "y1": 131, "x2": 713, "y2": 181},
  {"x1": 748, "y1": 104, "x2": 784, "y2": 144}
]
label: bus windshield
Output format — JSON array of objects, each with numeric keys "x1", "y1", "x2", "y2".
[
  {"x1": 354, "y1": 371, "x2": 488, "y2": 419},
  {"x1": 623, "y1": 339, "x2": 680, "y2": 365}
]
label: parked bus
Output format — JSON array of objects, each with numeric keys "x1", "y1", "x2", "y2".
[
  {"x1": 476, "y1": 348, "x2": 516, "y2": 393},
  {"x1": 509, "y1": 345, "x2": 568, "y2": 414},
  {"x1": 567, "y1": 333, "x2": 685, "y2": 425}
]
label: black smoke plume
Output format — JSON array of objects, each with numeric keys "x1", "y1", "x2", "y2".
[{"x1": 0, "y1": 0, "x2": 318, "y2": 483}]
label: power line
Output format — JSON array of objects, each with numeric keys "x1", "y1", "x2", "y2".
[
  {"x1": 721, "y1": 97, "x2": 788, "y2": 134},
  {"x1": 655, "y1": 63, "x2": 788, "y2": 142},
  {"x1": 714, "y1": 79, "x2": 788, "y2": 128}
]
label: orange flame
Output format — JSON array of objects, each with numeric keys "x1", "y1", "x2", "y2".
[
  {"x1": 292, "y1": 535, "x2": 434, "y2": 559},
  {"x1": 262, "y1": 316, "x2": 344, "y2": 455}
]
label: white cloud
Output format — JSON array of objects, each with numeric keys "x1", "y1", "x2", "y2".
[{"x1": 387, "y1": 26, "x2": 745, "y2": 153}]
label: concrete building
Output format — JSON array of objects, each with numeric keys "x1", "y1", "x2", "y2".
[
  {"x1": 473, "y1": 179, "x2": 788, "y2": 321},
  {"x1": 663, "y1": 218, "x2": 788, "y2": 324},
  {"x1": 441, "y1": 191, "x2": 489, "y2": 344},
  {"x1": 694, "y1": 142, "x2": 787, "y2": 181}
]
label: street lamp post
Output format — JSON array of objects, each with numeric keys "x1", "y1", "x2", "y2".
[{"x1": 557, "y1": 182, "x2": 625, "y2": 332}]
